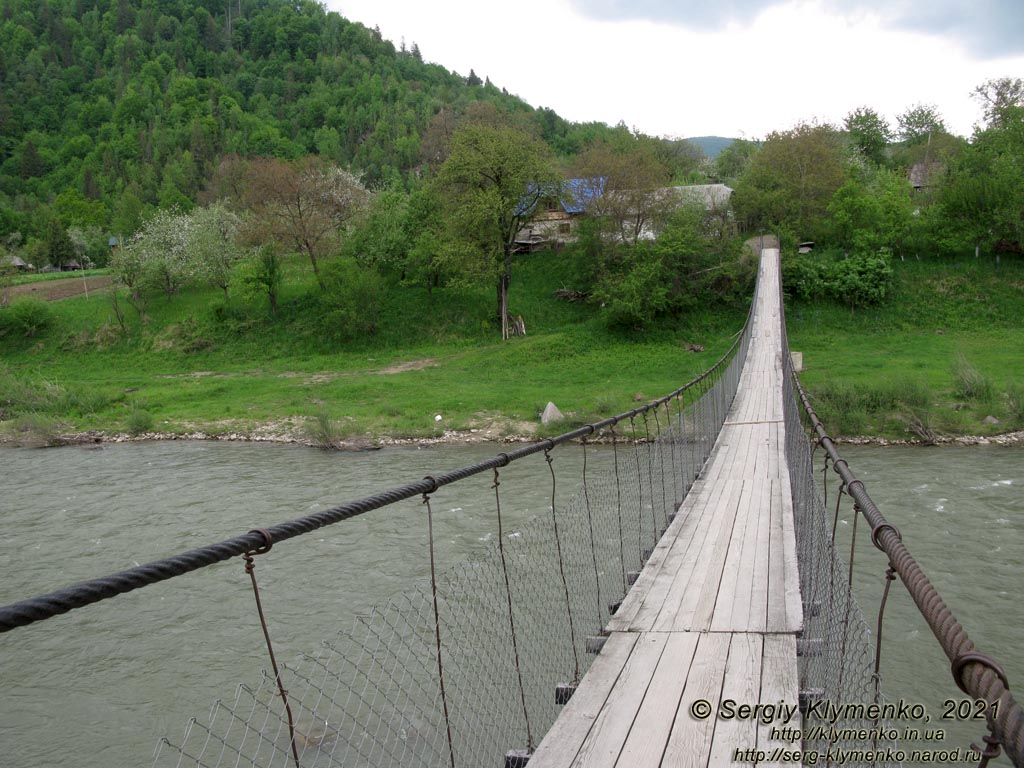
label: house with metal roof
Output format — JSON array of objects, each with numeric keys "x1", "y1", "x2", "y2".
[{"x1": 514, "y1": 178, "x2": 605, "y2": 252}]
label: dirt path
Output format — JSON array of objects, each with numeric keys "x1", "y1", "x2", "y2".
[{"x1": 4, "y1": 275, "x2": 114, "y2": 302}]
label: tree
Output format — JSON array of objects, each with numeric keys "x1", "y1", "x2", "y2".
[
  {"x1": 938, "y1": 104, "x2": 1024, "y2": 258},
  {"x1": 844, "y1": 106, "x2": 892, "y2": 166},
  {"x1": 591, "y1": 202, "x2": 750, "y2": 328},
  {"x1": 189, "y1": 203, "x2": 246, "y2": 300},
  {"x1": 437, "y1": 121, "x2": 558, "y2": 338},
  {"x1": 242, "y1": 157, "x2": 371, "y2": 289},
  {"x1": 235, "y1": 245, "x2": 282, "y2": 314},
  {"x1": 732, "y1": 122, "x2": 845, "y2": 241},
  {"x1": 897, "y1": 104, "x2": 945, "y2": 144},
  {"x1": 972, "y1": 77, "x2": 1024, "y2": 128},
  {"x1": 344, "y1": 186, "x2": 413, "y2": 275},
  {"x1": 714, "y1": 139, "x2": 759, "y2": 184},
  {"x1": 120, "y1": 208, "x2": 198, "y2": 299},
  {"x1": 573, "y1": 133, "x2": 674, "y2": 247},
  {"x1": 43, "y1": 218, "x2": 76, "y2": 270}
]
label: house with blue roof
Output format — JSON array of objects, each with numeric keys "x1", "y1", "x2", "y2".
[{"x1": 513, "y1": 178, "x2": 605, "y2": 252}]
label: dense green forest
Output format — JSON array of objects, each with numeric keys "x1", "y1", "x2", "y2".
[
  {"x1": 0, "y1": 0, "x2": 704, "y2": 247},
  {"x1": 1, "y1": 0, "x2": 1023, "y2": 443}
]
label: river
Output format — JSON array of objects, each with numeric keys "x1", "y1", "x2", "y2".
[{"x1": 1, "y1": 440, "x2": 1020, "y2": 766}]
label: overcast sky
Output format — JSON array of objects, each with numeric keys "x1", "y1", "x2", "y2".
[{"x1": 326, "y1": 0, "x2": 1024, "y2": 140}]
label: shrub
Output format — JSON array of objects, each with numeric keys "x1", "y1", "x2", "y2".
[
  {"x1": 306, "y1": 407, "x2": 344, "y2": 449},
  {"x1": 1006, "y1": 384, "x2": 1024, "y2": 427},
  {"x1": 7, "y1": 413, "x2": 63, "y2": 447},
  {"x1": 319, "y1": 257, "x2": 384, "y2": 341},
  {"x1": 780, "y1": 253, "x2": 826, "y2": 301},
  {"x1": 126, "y1": 407, "x2": 155, "y2": 435},
  {"x1": 0, "y1": 297, "x2": 54, "y2": 338},
  {"x1": 592, "y1": 244, "x2": 671, "y2": 329},
  {"x1": 825, "y1": 249, "x2": 894, "y2": 307},
  {"x1": 952, "y1": 354, "x2": 994, "y2": 402}
]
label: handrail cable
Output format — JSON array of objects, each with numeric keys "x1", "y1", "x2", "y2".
[
  {"x1": 0, "y1": 278, "x2": 758, "y2": 636},
  {"x1": 781, "y1": 254, "x2": 1024, "y2": 766}
]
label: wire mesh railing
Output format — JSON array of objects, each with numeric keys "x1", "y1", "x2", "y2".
[
  {"x1": 145, "y1": 362, "x2": 755, "y2": 767},
  {"x1": 1, "y1": 276, "x2": 755, "y2": 767},
  {"x1": 777, "y1": 241, "x2": 1023, "y2": 767},
  {"x1": 10, "y1": 242, "x2": 1011, "y2": 768}
]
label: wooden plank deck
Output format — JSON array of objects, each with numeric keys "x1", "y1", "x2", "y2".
[{"x1": 530, "y1": 249, "x2": 802, "y2": 767}]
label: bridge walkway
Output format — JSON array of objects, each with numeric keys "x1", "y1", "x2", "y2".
[{"x1": 530, "y1": 249, "x2": 804, "y2": 767}]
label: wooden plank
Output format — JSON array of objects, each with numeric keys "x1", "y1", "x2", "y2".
[
  {"x1": 756, "y1": 634, "x2": 801, "y2": 767},
  {"x1": 678, "y1": 421, "x2": 763, "y2": 631},
  {"x1": 766, "y1": 422, "x2": 788, "y2": 632},
  {"x1": 529, "y1": 632, "x2": 640, "y2": 767},
  {"x1": 776, "y1": 421, "x2": 805, "y2": 633},
  {"x1": 705, "y1": 633, "x2": 764, "y2": 766},
  {"x1": 731, "y1": 432, "x2": 770, "y2": 632},
  {"x1": 568, "y1": 632, "x2": 670, "y2": 767},
  {"x1": 658, "y1": 632, "x2": 733, "y2": 768},
  {"x1": 683, "y1": 426, "x2": 761, "y2": 630},
  {"x1": 708, "y1": 465, "x2": 754, "y2": 631},
  {"x1": 615, "y1": 632, "x2": 702, "y2": 767},
  {"x1": 618, "y1": 428, "x2": 745, "y2": 632},
  {"x1": 748, "y1": 435, "x2": 773, "y2": 631}
]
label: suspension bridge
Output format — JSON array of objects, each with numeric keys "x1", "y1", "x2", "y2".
[
  {"x1": 1, "y1": 246, "x2": 1021, "y2": 768},
  {"x1": 529, "y1": 248, "x2": 802, "y2": 766}
]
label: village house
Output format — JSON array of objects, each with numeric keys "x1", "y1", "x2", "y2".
[
  {"x1": 514, "y1": 178, "x2": 605, "y2": 252},
  {"x1": 515, "y1": 181, "x2": 734, "y2": 251},
  {"x1": 908, "y1": 161, "x2": 943, "y2": 193}
]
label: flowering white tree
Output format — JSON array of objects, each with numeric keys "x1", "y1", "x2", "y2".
[
  {"x1": 112, "y1": 203, "x2": 250, "y2": 308},
  {"x1": 119, "y1": 207, "x2": 199, "y2": 299},
  {"x1": 189, "y1": 202, "x2": 246, "y2": 300}
]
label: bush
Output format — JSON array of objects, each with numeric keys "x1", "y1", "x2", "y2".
[
  {"x1": 592, "y1": 244, "x2": 670, "y2": 329},
  {"x1": 7, "y1": 413, "x2": 63, "y2": 447},
  {"x1": 825, "y1": 249, "x2": 894, "y2": 307},
  {"x1": 952, "y1": 354, "x2": 994, "y2": 402},
  {"x1": 306, "y1": 407, "x2": 344, "y2": 449},
  {"x1": 126, "y1": 407, "x2": 155, "y2": 435},
  {"x1": 319, "y1": 257, "x2": 384, "y2": 341},
  {"x1": 0, "y1": 297, "x2": 54, "y2": 338},
  {"x1": 781, "y1": 253, "x2": 826, "y2": 300},
  {"x1": 1006, "y1": 384, "x2": 1024, "y2": 427}
]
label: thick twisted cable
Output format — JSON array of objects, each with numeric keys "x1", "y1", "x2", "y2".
[
  {"x1": 793, "y1": 371, "x2": 1024, "y2": 767},
  {"x1": 0, "y1": 321, "x2": 754, "y2": 635},
  {"x1": 1, "y1": 265, "x2": 767, "y2": 637}
]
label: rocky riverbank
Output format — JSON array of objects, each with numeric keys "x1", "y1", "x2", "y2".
[{"x1": 4, "y1": 420, "x2": 1023, "y2": 450}]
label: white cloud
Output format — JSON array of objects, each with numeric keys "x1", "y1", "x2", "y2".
[{"x1": 326, "y1": 0, "x2": 1024, "y2": 139}]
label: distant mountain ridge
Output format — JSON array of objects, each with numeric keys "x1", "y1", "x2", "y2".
[{"x1": 685, "y1": 136, "x2": 736, "y2": 159}]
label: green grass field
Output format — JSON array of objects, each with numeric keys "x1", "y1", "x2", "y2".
[
  {"x1": 2, "y1": 251, "x2": 1022, "y2": 444},
  {"x1": 0, "y1": 251, "x2": 745, "y2": 443},
  {"x1": 787, "y1": 257, "x2": 1024, "y2": 439}
]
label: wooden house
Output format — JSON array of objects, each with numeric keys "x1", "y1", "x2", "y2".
[{"x1": 514, "y1": 178, "x2": 605, "y2": 252}]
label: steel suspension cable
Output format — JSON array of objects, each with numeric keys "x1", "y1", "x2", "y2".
[{"x1": 792, "y1": 370, "x2": 1024, "y2": 767}]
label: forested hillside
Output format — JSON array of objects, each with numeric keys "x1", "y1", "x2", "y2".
[{"x1": 0, "y1": 0, "x2": 627, "y2": 244}]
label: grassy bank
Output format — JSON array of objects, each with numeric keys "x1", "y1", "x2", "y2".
[
  {"x1": 786, "y1": 256, "x2": 1024, "y2": 441},
  {"x1": 2, "y1": 252, "x2": 1022, "y2": 446},
  {"x1": 0, "y1": 251, "x2": 746, "y2": 445}
]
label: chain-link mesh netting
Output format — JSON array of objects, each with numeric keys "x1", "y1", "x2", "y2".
[
  {"x1": 152, "y1": 341, "x2": 750, "y2": 768},
  {"x1": 780, "y1": 287, "x2": 900, "y2": 766}
]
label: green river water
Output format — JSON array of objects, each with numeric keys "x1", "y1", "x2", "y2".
[{"x1": 1, "y1": 441, "x2": 1020, "y2": 766}]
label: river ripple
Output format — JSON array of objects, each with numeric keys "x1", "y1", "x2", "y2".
[{"x1": 1, "y1": 441, "x2": 1020, "y2": 766}]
